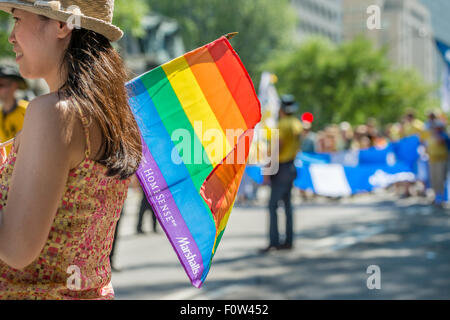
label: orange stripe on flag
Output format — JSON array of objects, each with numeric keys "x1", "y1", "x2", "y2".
[{"x1": 185, "y1": 47, "x2": 248, "y2": 146}]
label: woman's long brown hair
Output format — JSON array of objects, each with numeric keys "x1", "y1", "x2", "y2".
[{"x1": 58, "y1": 28, "x2": 142, "y2": 180}]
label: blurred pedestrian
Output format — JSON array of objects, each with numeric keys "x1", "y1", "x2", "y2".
[
  {"x1": 366, "y1": 118, "x2": 378, "y2": 147},
  {"x1": 422, "y1": 111, "x2": 449, "y2": 206},
  {"x1": 397, "y1": 111, "x2": 425, "y2": 197},
  {"x1": 0, "y1": 64, "x2": 28, "y2": 155},
  {"x1": 316, "y1": 130, "x2": 325, "y2": 152},
  {"x1": 317, "y1": 125, "x2": 337, "y2": 152},
  {"x1": 401, "y1": 109, "x2": 424, "y2": 138},
  {"x1": 110, "y1": 207, "x2": 124, "y2": 272},
  {"x1": 136, "y1": 186, "x2": 158, "y2": 234},
  {"x1": 300, "y1": 121, "x2": 316, "y2": 153},
  {"x1": 110, "y1": 175, "x2": 142, "y2": 272},
  {"x1": 260, "y1": 94, "x2": 302, "y2": 253},
  {"x1": 355, "y1": 124, "x2": 371, "y2": 150},
  {"x1": 339, "y1": 121, "x2": 353, "y2": 151},
  {"x1": 237, "y1": 169, "x2": 258, "y2": 206},
  {"x1": 386, "y1": 122, "x2": 402, "y2": 142}
]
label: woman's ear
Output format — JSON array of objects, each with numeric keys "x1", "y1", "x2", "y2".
[{"x1": 56, "y1": 21, "x2": 72, "y2": 40}]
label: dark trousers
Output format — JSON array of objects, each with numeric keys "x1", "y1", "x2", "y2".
[
  {"x1": 110, "y1": 208, "x2": 122, "y2": 266},
  {"x1": 268, "y1": 161, "x2": 297, "y2": 246},
  {"x1": 137, "y1": 192, "x2": 157, "y2": 233}
]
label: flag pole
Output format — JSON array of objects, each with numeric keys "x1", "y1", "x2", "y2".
[{"x1": 225, "y1": 32, "x2": 239, "y2": 40}]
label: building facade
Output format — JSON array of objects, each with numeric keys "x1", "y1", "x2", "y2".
[
  {"x1": 342, "y1": 0, "x2": 384, "y2": 44},
  {"x1": 342, "y1": 0, "x2": 435, "y2": 83},
  {"x1": 291, "y1": 0, "x2": 342, "y2": 44}
]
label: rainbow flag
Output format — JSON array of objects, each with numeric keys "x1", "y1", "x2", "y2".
[{"x1": 126, "y1": 36, "x2": 261, "y2": 288}]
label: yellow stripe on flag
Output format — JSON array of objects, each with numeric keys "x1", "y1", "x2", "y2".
[{"x1": 162, "y1": 56, "x2": 232, "y2": 166}]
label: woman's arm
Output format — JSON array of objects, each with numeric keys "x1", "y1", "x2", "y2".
[{"x1": 0, "y1": 95, "x2": 74, "y2": 270}]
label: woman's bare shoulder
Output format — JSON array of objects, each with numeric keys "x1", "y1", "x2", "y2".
[
  {"x1": 27, "y1": 93, "x2": 72, "y2": 117},
  {"x1": 25, "y1": 94, "x2": 75, "y2": 134},
  {"x1": 17, "y1": 93, "x2": 80, "y2": 155}
]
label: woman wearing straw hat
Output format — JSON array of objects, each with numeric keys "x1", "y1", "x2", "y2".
[{"x1": 0, "y1": 0, "x2": 142, "y2": 299}]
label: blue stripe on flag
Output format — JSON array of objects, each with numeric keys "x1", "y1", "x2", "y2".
[{"x1": 127, "y1": 78, "x2": 215, "y2": 268}]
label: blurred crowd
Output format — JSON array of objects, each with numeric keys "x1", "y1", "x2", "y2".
[
  {"x1": 238, "y1": 107, "x2": 450, "y2": 207},
  {"x1": 306, "y1": 110, "x2": 448, "y2": 154},
  {"x1": 311, "y1": 118, "x2": 384, "y2": 153},
  {"x1": 299, "y1": 109, "x2": 450, "y2": 205}
]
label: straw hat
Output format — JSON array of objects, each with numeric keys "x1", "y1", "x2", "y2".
[{"x1": 0, "y1": 0, "x2": 123, "y2": 42}]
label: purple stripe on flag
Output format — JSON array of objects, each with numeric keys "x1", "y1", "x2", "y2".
[{"x1": 136, "y1": 137, "x2": 204, "y2": 288}]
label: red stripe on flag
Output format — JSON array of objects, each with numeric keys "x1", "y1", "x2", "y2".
[{"x1": 207, "y1": 38, "x2": 261, "y2": 129}]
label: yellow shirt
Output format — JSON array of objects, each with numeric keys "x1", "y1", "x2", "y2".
[
  {"x1": 421, "y1": 129, "x2": 448, "y2": 163},
  {"x1": 277, "y1": 115, "x2": 303, "y2": 163},
  {"x1": 402, "y1": 119, "x2": 424, "y2": 138},
  {"x1": 0, "y1": 99, "x2": 28, "y2": 155}
]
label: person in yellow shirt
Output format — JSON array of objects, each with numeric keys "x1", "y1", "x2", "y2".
[
  {"x1": 261, "y1": 94, "x2": 302, "y2": 253},
  {"x1": 401, "y1": 110, "x2": 424, "y2": 138},
  {"x1": 277, "y1": 105, "x2": 303, "y2": 163},
  {"x1": 0, "y1": 64, "x2": 28, "y2": 156},
  {"x1": 422, "y1": 111, "x2": 449, "y2": 205},
  {"x1": 397, "y1": 111, "x2": 425, "y2": 197}
]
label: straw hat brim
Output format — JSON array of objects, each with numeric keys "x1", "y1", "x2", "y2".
[{"x1": 0, "y1": 1, "x2": 123, "y2": 42}]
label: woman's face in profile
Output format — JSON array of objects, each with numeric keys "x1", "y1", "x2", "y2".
[{"x1": 8, "y1": 8, "x2": 70, "y2": 80}]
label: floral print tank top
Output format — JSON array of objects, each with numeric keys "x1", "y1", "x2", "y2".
[{"x1": 0, "y1": 108, "x2": 130, "y2": 300}]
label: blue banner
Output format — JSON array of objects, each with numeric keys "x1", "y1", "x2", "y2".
[
  {"x1": 436, "y1": 40, "x2": 450, "y2": 69},
  {"x1": 436, "y1": 40, "x2": 450, "y2": 112},
  {"x1": 247, "y1": 135, "x2": 422, "y2": 197}
]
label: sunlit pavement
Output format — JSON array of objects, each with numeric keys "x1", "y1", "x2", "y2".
[{"x1": 111, "y1": 187, "x2": 450, "y2": 300}]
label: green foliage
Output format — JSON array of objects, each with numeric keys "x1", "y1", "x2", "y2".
[
  {"x1": 113, "y1": 0, "x2": 150, "y2": 38},
  {"x1": 148, "y1": 0, "x2": 296, "y2": 78},
  {"x1": 266, "y1": 36, "x2": 438, "y2": 128},
  {"x1": 0, "y1": 11, "x2": 13, "y2": 58}
]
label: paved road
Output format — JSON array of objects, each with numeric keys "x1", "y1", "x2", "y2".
[{"x1": 111, "y1": 187, "x2": 450, "y2": 300}]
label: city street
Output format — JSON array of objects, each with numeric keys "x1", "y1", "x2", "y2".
[{"x1": 111, "y1": 187, "x2": 450, "y2": 300}]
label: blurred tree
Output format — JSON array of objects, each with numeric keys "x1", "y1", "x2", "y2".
[
  {"x1": 148, "y1": 0, "x2": 296, "y2": 79},
  {"x1": 0, "y1": 11, "x2": 13, "y2": 58},
  {"x1": 266, "y1": 36, "x2": 437, "y2": 128},
  {"x1": 113, "y1": 0, "x2": 149, "y2": 38}
]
